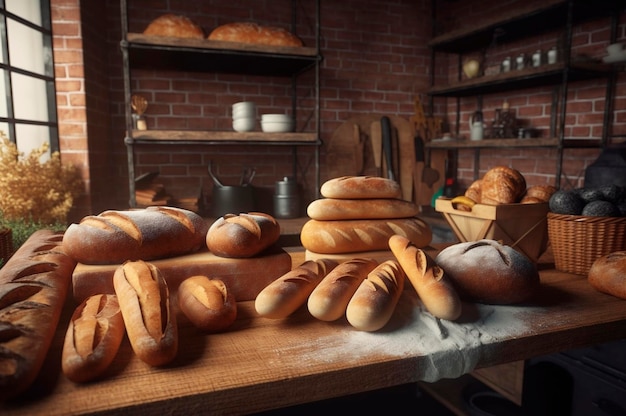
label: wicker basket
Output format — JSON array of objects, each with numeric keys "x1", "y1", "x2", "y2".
[
  {"x1": 547, "y1": 212, "x2": 626, "y2": 275},
  {"x1": 1, "y1": 228, "x2": 13, "y2": 265}
]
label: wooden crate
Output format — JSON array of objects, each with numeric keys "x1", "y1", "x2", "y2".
[{"x1": 435, "y1": 198, "x2": 549, "y2": 262}]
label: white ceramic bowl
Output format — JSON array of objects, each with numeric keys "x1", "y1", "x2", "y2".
[
  {"x1": 261, "y1": 114, "x2": 292, "y2": 123},
  {"x1": 232, "y1": 102, "x2": 256, "y2": 118},
  {"x1": 607, "y1": 43, "x2": 625, "y2": 56},
  {"x1": 261, "y1": 120, "x2": 293, "y2": 133},
  {"x1": 233, "y1": 117, "x2": 256, "y2": 132}
]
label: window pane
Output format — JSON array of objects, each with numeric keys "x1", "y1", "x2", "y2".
[
  {"x1": 0, "y1": 69, "x2": 7, "y2": 118},
  {"x1": 7, "y1": 18, "x2": 47, "y2": 75},
  {"x1": 15, "y1": 123, "x2": 50, "y2": 161},
  {"x1": 5, "y1": 0, "x2": 42, "y2": 26},
  {"x1": 11, "y1": 72, "x2": 49, "y2": 122}
]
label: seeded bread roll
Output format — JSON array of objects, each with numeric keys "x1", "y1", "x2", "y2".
[
  {"x1": 307, "y1": 198, "x2": 419, "y2": 221},
  {"x1": 177, "y1": 276, "x2": 237, "y2": 333},
  {"x1": 143, "y1": 14, "x2": 205, "y2": 39},
  {"x1": 320, "y1": 176, "x2": 402, "y2": 199},
  {"x1": 588, "y1": 251, "x2": 626, "y2": 299},
  {"x1": 208, "y1": 22, "x2": 303, "y2": 47},
  {"x1": 206, "y1": 212, "x2": 280, "y2": 258},
  {"x1": 480, "y1": 166, "x2": 526, "y2": 204}
]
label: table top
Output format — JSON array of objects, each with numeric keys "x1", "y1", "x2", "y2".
[{"x1": 2, "y1": 246, "x2": 626, "y2": 415}]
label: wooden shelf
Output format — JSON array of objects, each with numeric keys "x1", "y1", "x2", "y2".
[
  {"x1": 126, "y1": 130, "x2": 320, "y2": 145},
  {"x1": 426, "y1": 137, "x2": 604, "y2": 149}
]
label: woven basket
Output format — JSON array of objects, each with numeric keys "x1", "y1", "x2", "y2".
[
  {"x1": 547, "y1": 212, "x2": 626, "y2": 275},
  {"x1": 1, "y1": 228, "x2": 13, "y2": 265}
]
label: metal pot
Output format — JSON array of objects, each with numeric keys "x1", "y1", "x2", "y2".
[
  {"x1": 211, "y1": 185, "x2": 255, "y2": 217},
  {"x1": 273, "y1": 177, "x2": 300, "y2": 219}
]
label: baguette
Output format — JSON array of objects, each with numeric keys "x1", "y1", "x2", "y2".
[
  {"x1": 63, "y1": 206, "x2": 209, "y2": 264},
  {"x1": 307, "y1": 198, "x2": 419, "y2": 221},
  {"x1": 61, "y1": 294, "x2": 125, "y2": 382},
  {"x1": 307, "y1": 258, "x2": 378, "y2": 321},
  {"x1": 389, "y1": 235, "x2": 462, "y2": 321},
  {"x1": 345, "y1": 260, "x2": 405, "y2": 332},
  {"x1": 255, "y1": 259, "x2": 337, "y2": 319},
  {"x1": 300, "y1": 217, "x2": 432, "y2": 254},
  {"x1": 320, "y1": 176, "x2": 401, "y2": 199},
  {"x1": 177, "y1": 276, "x2": 237, "y2": 332},
  {"x1": 113, "y1": 260, "x2": 178, "y2": 366},
  {"x1": 206, "y1": 212, "x2": 280, "y2": 258},
  {"x1": 0, "y1": 230, "x2": 76, "y2": 400}
]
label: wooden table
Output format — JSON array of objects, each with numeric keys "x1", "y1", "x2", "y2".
[{"x1": 2, "y1": 246, "x2": 626, "y2": 415}]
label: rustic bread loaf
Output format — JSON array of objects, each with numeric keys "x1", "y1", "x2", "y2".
[
  {"x1": 62, "y1": 206, "x2": 209, "y2": 265},
  {"x1": 143, "y1": 14, "x2": 205, "y2": 39},
  {"x1": 480, "y1": 166, "x2": 526, "y2": 204},
  {"x1": 0, "y1": 230, "x2": 76, "y2": 400},
  {"x1": 307, "y1": 198, "x2": 419, "y2": 220},
  {"x1": 177, "y1": 275, "x2": 237, "y2": 333},
  {"x1": 206, "y1": 212, "x2": 280, "y2": 258},
  {"x1": 464, "y1": 179, "x2": 482, "y2": 203},
  {"x1": 320, "y1": 176, "x2": 402, "y2": 199},
  {"x1": 435, "y1": 239, "x2": 540, "y2": 304},
  {"x1": 588, "y1": 251, "x2": 626, "y2": 299},
  {"x1": 520, "y1": 184, "x2": 557, "y2": 204},
  {"x1": 300, "y1": 217, "x2": 432, "y2": 254},
  {"x1": 61, "y1": 294, "x2": 125, "y2": 383},
  {"x1": 208, "y1": 22, "x2": 303, "y2": 47}
]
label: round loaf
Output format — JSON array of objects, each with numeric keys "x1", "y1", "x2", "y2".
[
  {"x1": 521, "y1": 185, "x2": 557, "y2": 203},
  {"x1": 208, "y1": 22, "x2": 303, "y2": 47},
  {"x1": 143, "y1": 14, "x2": 205, "y2": 39},
  {"x1": 307, "y1": 198, "x2": 419, "y2": 220},
  {"x1": 320, "y1": 176, "x2": 402, "y2": 199},
  {"x1": 464, "y1": 179, "x2": 482, "y2": 203},
  {"x1": 206, "y1": 212, "x2": 280, "y2": 258},
  {"x1": 435, "y1": 239, "x2": 540, "y2": 304},
  {"x1": 178, "y1": 276, "x2": 237, "y2": 332},
  {"x1": 480, "y1": 166, "x2": 526, "y2": 204},
  {"x1": 588, "y1": 251, "x2": 626, "y2": 299}
]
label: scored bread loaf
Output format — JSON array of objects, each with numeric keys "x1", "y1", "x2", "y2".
[
  {"x1": 113, "y1": 260, "x2": 178, "y2": 366},
  {"x1": 307, "y1": 198, "x2": 419, "y2": 221},
  {"x1": 307, "y1": 258, "x2": 378, "y2": 321},
  {"x1": 389, "y1": 235, "x2": 461, "y2": 321},
  {"x1": 62, "y1": 206, "x2": 209, "y2": 265},
  {"x1": 143, "y1": 14, "x2": 205, "y2": 39},
  {"x1": 255, "y1": 259, "x2": 337, "y2": 319},
  {"x1": 61, "y1": 294, "x2": 125, "y2": 383},
  {"x1": 320, "y1": 176, "x2": 402, "y2": 199},
  {"x1": 588, "y1": 251, "x2": 626, "y2": 299},
  {"x1": 177, "y1": 275, "x2": 237, "y2": 333},
  {"x1": 0, "y1": 230, "x2": 77, "y2": 400},
  {"x1": 300, "y1": 217, "x2": 432, "y2": 254},
  {"x1": 208, "y1": 22, "x2": 303, "y2": 47},
  {"x1": 206, "y1": 212, "x2": 280, "y2": 258},
  {"x1": 345, "y1": 260, "x2": 405, "y2": 332},
  {"x1": 480, "y1": 166, "x2": 526, "y2": 204}
]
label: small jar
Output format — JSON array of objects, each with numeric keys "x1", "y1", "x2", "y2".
[
  {"x1": 501, "y1": 57, "x2": 511, "y2": 72},
  {"x1": 548, "y1": 46, "x2": 558, "y2": 64},
  {"x1": 132, "y1": 113, "x2": 147, "y2": 130},
  {"x1": 532, "y1": 50, "x2": 542, "y2": 67},
  {"x1": 516, "y1": 53, "x2": 526, "y2": 70}
]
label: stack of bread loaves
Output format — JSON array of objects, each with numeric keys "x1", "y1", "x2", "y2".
[{"x1": 301, "y1": 176, "x2": 432, "y2": 259}]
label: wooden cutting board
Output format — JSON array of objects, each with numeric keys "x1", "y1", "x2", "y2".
[{"x1": 72, "y1": 247, "x2": 292, "y2": 303}]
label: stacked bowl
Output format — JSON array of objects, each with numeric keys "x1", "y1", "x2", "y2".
[
  {"x1": 232, "y1": 101, "x2": 256, "y2": 132},
  {"x1": 261, "y1": 114, "x2": 294, "y2": 133}
]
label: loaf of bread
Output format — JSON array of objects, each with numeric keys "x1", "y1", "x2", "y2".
[
  {"x1": 307, "y1": 198, "x2": 419, "y2": 221},
  {"x1": 0, "y1": 230, "x2": 76, "y2": 400},
  {"x1": 435, "y1": 239, "x2": 540, "y2": 304},
  {"x1": 177, "y1": 275, "x2": 237, "y2": 332},
  {"x1": 61, "y1": 294, "x2": 125, "y2": 383},
  {"x1": 307, "y1": 258, "x2": 378, "y2": 321},
  {"x1": 63, "y1": 206, "x2": 209, "y2": 265},
  {"x1": 588, "y1": 251, "x2": 626, "y2": 299},
  {"x1": 143, "y1": 14, "x2": 205, "y2": 39},
  {"x1": 206, "y1": 212, "x2": 281, "y2": 258},
  {"x1": 300, "y1": 217, "x2": 432, "y2": 254},
  {"x1": 464, "y1": 179, "x2": 482, "y2": 203},
  {"x1": 345, "y1": 260, "x2": 405, "y2": 332},
  {"x1": 255, "y1": 259, "x2": 337, "y2": 319},
  {"x1": 320, "y1": 176, "x2": 402, "y2": 199},
  {"x1": 520, "y1": 184, "x2": 557, "y2": 204},
  {"x1": 208, "y1": 22, "x2": 303, "y2": 47},
  {"x1": 480, "y1": 166, "x2": 526, "y2": 204},
  {"x1": 389, "y1": 235, "x2": 462, "y2": 321},
  {"x1": 113, "y1": 260, "x2": 178, "y2": 366}
]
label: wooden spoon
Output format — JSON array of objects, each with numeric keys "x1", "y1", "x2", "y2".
[{"x1": 131, "y1": 95, "x2": 148, "y2": 115}]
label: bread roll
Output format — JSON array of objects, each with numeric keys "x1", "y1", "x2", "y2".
[
  {"x1": 61, "y1": 294, "x2": 125, "y2": 383},
  {"x1": 435, "y1": 240, "x2": 540, "y2": 305},
  {"x1": 389, "y1": 235, "x2": 462, "y2": 321},
  {"x1": 307, "y1": 258, "x2": 378, "y2": 321},
  {"x1": 521, "y1": 185, "x2": 557, "y2": 204},
  {"x1": 143, "y1": 14, "x2": 205, "y2": 39},
  {"x1": 255, "y1": 259, "x2": 337, "y2": 319},
  {"x1": 177, "y1": 276, "x2": 237, "y2": 332},
  {"x1": 345, "y1": 260, "x2": 405, "y2": 332},
  {"x1": 307, "y1": 198, "x2": 419, "y2": 221},
  {"x1": 113, "y1": 260, "x2": 177, "y2": 366},
  {"x1": 63, "y1": 206, "x2": 209, "y2": 265},
  {"x1": 300, "y1": 217, "x2": 432, "y2": 254},
  {"x1": 480, "y1": 166, "x2": 526, "y2": 204},
  {"x1": 0, "y1": 230, "x2": 76, "y2": 400},
  {"x1": 208, "y1": 22, "x2": 303, "y2": 47},
  {"x1": 464, "y1": 179, "x2": 482, "y2": 203},
  {"x1": 320, "y1": 176, "x2": 402, "y2": 199},
  {"x1": 206, "y1": 212, "x2": 280, "y2": 258},
  {"x1": 588, "y1": 251, "x2": 626, "y2": 299}
]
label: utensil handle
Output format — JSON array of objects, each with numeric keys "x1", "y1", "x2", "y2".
[{"x1": 381, "y1": 116, "x2": 395, "y2": 181}]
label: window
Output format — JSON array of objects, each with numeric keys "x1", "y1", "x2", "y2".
[{"x1": 0, "y1": 0, "x2": 57, "y2": 156}]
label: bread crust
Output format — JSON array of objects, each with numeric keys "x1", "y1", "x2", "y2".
[
  {"x1": 480, "y1": 166, "x2": 526, "y2": 204},
  {"x1": 320, "y1": 176, "x2": 402, "y2": 199},
  {"x1": 389, "y1": 235, "x2": 462, "y2": 321},
  {"x1": 464, "y1": 179, "x2": 482, "y2": 203},
  {"x1": 588, "y1": 251, "x2": 626, "y2": 299},
  {"x1": 177, "y1": 276, "x2": 237, "y2": 332},
  {"x1": 345, "y1": 260, "x2": 405, "y2": 331},
  {"x1": 521, "y1": 185, "x2": 557, "y2": 203},
  {"x1": 206, "y1": 212, "x2": 280, "y2": 258},
  {"x1": 300, "y1": 217, "x2": 432, "y2": 254},
  {"x1": 307, "y1": 258, "x2": 378, "y2": 321},
  {"x1": 208, "y1": 22, "x2": 303, "y2": 47},
  {"x1": 0, "y1": 230, "x2": 76, "y2": 400},
  {"x1": 307, "y1": 198, "x2": 419, "y2": 221},
  {"x1": 63, "y1": 206, "x2": 209, "y2": 265},
  {"x1": 143, "y1": 14, "x2": 205, "y2": 39},
  {"x1": 61, "y1": 294, "x2": 125, "y2": 383}
]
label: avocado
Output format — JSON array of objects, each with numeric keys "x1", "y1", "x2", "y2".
[
  {"x1": 549, "y1": 190, "x2": 585, "y2": 215},
  {"x1": 599, "y1": 184, "x2": 625, "y2": 203},
  {"x1": 581, "y1": 200, "x2": 621, "y2": 217},
  {"x1": 578, "y1": 188, "x2": 604, "y2": 203}
]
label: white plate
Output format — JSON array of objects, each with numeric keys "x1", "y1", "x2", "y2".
[{"x1": 602, "y1": 52, "x2": 626, "y2": 64}]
